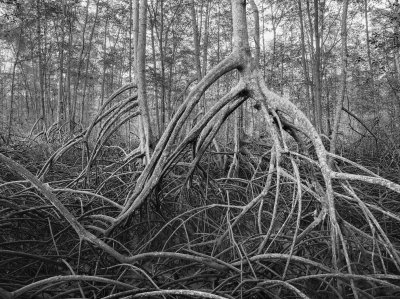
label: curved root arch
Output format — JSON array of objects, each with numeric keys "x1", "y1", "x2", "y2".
[{"x1": 37, "y1": 83, "x2": 140, "y2": 183}]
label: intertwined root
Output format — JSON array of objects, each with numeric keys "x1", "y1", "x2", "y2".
[
  {"x1": 2, "y1": 37, "x2": 400, "y2": 299},
  {"x1": 2, "y1": 65, "x2": 400, "y2": 298}
]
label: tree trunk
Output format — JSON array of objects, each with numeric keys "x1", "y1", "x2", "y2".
[
  {"x1": 150, "y1": 15, "x2": 160, "y2": 138},
  {"x1": 137, "y1": 0, "x2": 153, "y2": 161},
  {"x1": 249, "y1": 0, "x2": 260, "y2": 65},
  {"x1": 72, "y1": 0, "x2": 90, "y2": 127},
  {"x1": 100, "y1": 17, "x2": 108, "y2": 106},
  {"x1": 190, "y1": 0, "x2": 202, "y2": 81},
  {"x1": 297, "y1": 0, "x2": 312, "y2": 122},
  {"x1": 313, "y1": 0, "x2": 323, "y2": 133},
  {"x1": 364, "y1": 0, "x2": 373, "y2": 74},
  {"x1": 8, "y1": 29, "x2": 23, "y2": 144},
  {"x1": 306, "y1": 0, "x2": 316, "y2": 126},
  {"x1": 36, "y1": 0, "x2": 47, "y2": 132},
  {"x1": 201, "y1": 0, "x2": 210, "y2": 113},
  {"x1": 81, "y1": 0, "x2": 99, "y2": 125},
  {"x1": 158, "y1": 0, "x2": 166, "y2": 132},
  {"x1": 65, "y1": 4, "x2": 74, "y2": 134},
  {"x1": 330, "y1": 0, "x2": 349, "y2": 158}
]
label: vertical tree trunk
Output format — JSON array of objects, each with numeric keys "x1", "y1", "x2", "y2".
[
  {"x1": 249, "y1": 0, "x2": 260, "y2": 65},
  {"x1": 81, "y1": 0, "x2": 99, "y2": 125},
  {"x1": 261, "y1": 1, "x2": 266, "y2": 79},
  {"x1": 8, "y1": 29, "x2": 23, "y2": 144},
  {"x1": 270, "y1": 13, "x2": 276, "y2": 86},
  {"x1": 364, "y1": 0, "x2": 373, "y2": 74},
  {"x1": 231, "y1": 0, "x2": 249, "y2": 179},
  {"x1": 72, "y1": 0, "x2": 90, "y2": 126},
  {"x1": 313, "y1": 0, "x2": 323, "y2": 133},
  {"x1": 306, "y1": 0, "x2": 316, "y2": 126},
  {"x1": 297, "y1": 0, "x2": 313, "y2": 122},
  {"x1": 132, "y1": 0, "x2": 146, "y2": 155},
  {"x1": 202, "y1": 0, "x2": 210, "y2": 74},
  {"x1": 393, "y1": 0, "x2": 400, "y2": 123},
  {"x1": 109, "y1": 28, "x2": 121, "y2": 93},
  {"x1": 167, "y1": 33, "x2": 177, "y2": 122},
  {"x1": 330, "y1": 0, "x2": 349, "y2": 157},
  {"x1": 36, "y1": 0, "x2": 47, "y2": 132},
  {"x1": 201, "y1": 0, "x2": 210, "y2": 113},
  {"x1": 190, "y1": 0, "x2": 202, "y2": 81},
  {"x1": 150, "y1": 15, "x2": 159, "y2": 138},
  {"x1": 158, "y1": 0, "x2": 166, "y2": 132},
  {"x1": 128, "y1": 0, "x2": 134, "y2": 146},
  {"x1": 56, "y1": 21, "x2": 64, "y2": 128},
  {"x1": 129, "y1": 0, "x2": 133, "y2": 85},
  {"x1": 66, "y1": 4, "x2": 74, "y2": 133},
  {"x1": 100, "y1": 17, "x2": 108, "y2": 106},
  {"x1": 393, "y1": 0, "x2": 400, "y2": 80},
  {"x1": 137, "y1": 0, "x2": 153, "y2": 161}
]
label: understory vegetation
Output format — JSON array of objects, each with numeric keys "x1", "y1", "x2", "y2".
[
  {"x1": 1, "y1": 0, "x2": 400, "y2": 298},
  {"x1": 1, "y1": 98, "x2": 400, "y2": 298}
]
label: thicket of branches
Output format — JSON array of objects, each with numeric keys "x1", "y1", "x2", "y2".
[{"x1": 1, "y1": 0, "x2": 400, "y2": 298}]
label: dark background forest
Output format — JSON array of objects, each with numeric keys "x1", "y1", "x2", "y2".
[{"x1": 0, "y1": 0, "x2": 400, "y2": 298}]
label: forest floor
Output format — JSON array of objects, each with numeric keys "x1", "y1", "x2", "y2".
[{"x1": 0, "y1": 137, "x2": 400, "y2": 299}]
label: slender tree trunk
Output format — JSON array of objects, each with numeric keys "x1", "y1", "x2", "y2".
[
  {"x1": 81, "y1": 0, "x2": 99, "y2": 125},
  {"x1": 201, "y1": 0, "x2": 210, "y2": 113},
  {"x1": 202, "y1": 0, "x2": 210, "y2": 74},
  {"x1": 108, "y1": 27, "x2": 121, "y2": 94},
  {"x1": 313, "y1": 0, "x2": 323, "y2": 133},
  {"x1": 129, "y1": 0, "x2": 133, "y2": 85},
  {"x1": 249, "y1": 0, "x2": 260, "y2": 65},
  {"x1": 270, "y1": 26, "x2": 276, "y2": 86},
  {"x1": 36, "y1": 0, "x2": 47, "y2": 132},
  {"x1": 29, "y1": 29, "x2": 39, "y2": 118},
  {"x1": 231, "y1": 0, "x2": 250, "y2": 179},
  {"x1": 330, "y1": 0, "x2": 349, "y2": 158},
  {"x1": 133, "y1": 0, "x2": 146, "y2": 155},
  {"x1": 137, "y1": 0, "x2": 153, "y2": 161},
  {"x1": 393, "y1": 0, "x2": 400, "y2": 123},
  {"x1": 72, "y1": 0, "x2": 90, "y2": 126},
  {"x1": 306, "y1": 0, "x2": 316, "y2": 126},
  {"x1": 190, "y1": 0, "x2": 202, "y2": 81},
  {"x1": 364, "y1": 0, "x2": 373, "y2": 74},
  {"x1": 150, "y1": 15, "x2": 159, "y2": 138},
  {"x1": 66, "y1": 5, "x2": 74, "y2": 133},
  {"x1": 133, "y1": 0, "x2": 139, "y2": 71},
  {"x1": 128, "y1": 0, "x2": 134, "y2": 146},
  {"x1": 57, "y1": 29, "x2": 65, "y2": 129},
  {"x1": 298, "y1": 0, "x2": 312, "y2": 122},
  {"x1": 8, "y1": 30, "x2": 22, "y2": 144},
  {"x1": 393, "y1": 0, "x2": 400, "y2": 79},
  {"x1": 167, "y1": 33, "x2": 177, "y2": 122},
  {"x1": 261, "y1": 1, "x2": 266, "y2": 79},
  {"x1": 158, "y1": 0, "x2": 166, "y2": 131},
  {"x1": 100, "y1": 17, "x2": 108, "y2": 106}
]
